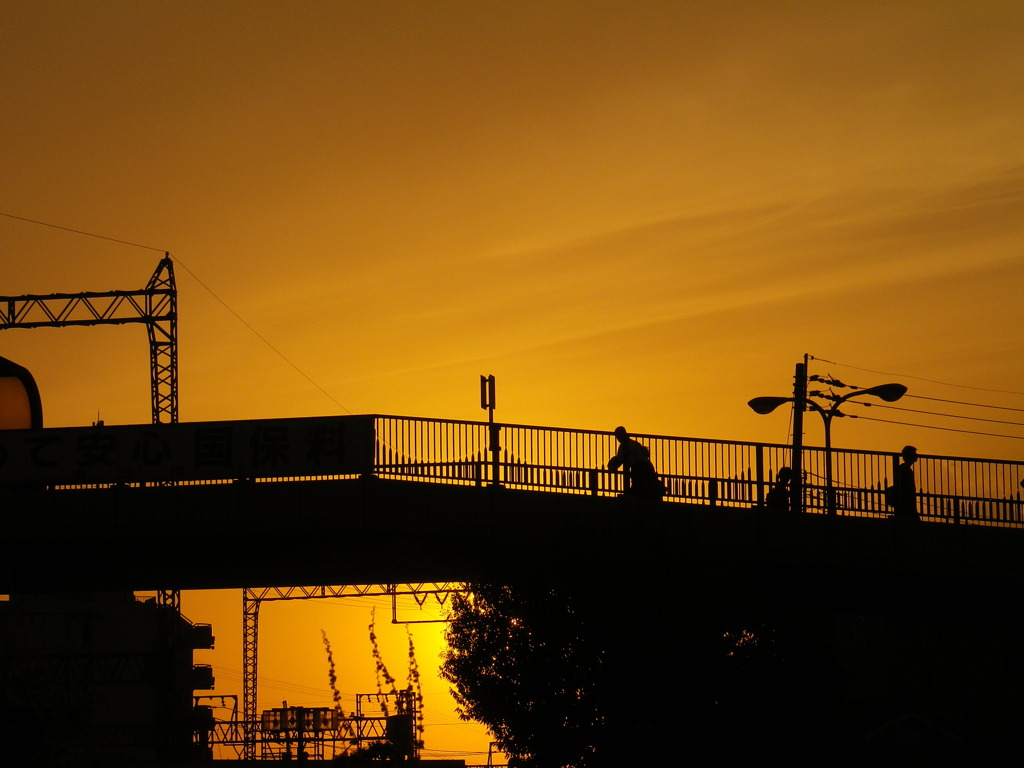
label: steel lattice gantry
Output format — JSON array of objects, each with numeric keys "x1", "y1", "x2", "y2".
[
  {"x1": 240, "y1": 583, "x2": 462, "y2": 761},
  {"x1": 1, "y1": 256, "x2": 179, "y2": 609},
  {"x1": 0, "y1": 255, "x2": 178, "y2": 425}
]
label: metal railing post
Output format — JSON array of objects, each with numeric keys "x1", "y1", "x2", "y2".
[
  {"x1": 755, "y1": 445, "x2": 765, "y2": 508},
  {"x1": 489, "y1": 424, "x2": 500, "y2": 486}
]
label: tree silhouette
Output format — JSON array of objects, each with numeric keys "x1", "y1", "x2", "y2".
[
  {"x1": 441, "y1": 582, "x2": 607, "y2": 767},
  {"x1": 441, "y1": 581, "x2": 848, "y2": 768}
]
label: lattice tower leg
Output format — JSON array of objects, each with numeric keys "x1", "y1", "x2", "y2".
[
  {"x1": 242, "y1": 589, "x2": 260, "y2": 761},
  {"x1": 146, "y1": 257, "x2": 179, "y2": 608},
  {"x1": 145, "y1": 256, "x2": 178, "y2": 426}
]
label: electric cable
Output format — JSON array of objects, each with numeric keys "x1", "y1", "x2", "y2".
[
  {"x1": 0, "y1": 210, "x2": 167, "y2": 252},
  {"x1": 905, "y1": 394, "x2": 1024, "y2": 413},
  {"x1": 843, "y1": 399, "x2": 1024, "y2": 428},
  {"x1": 2, "y1": 210, "x2": 352, "y2": 414},
  {"x1": 849, "y1": 414, "x2": 1024, "y2": 440},
  {"x1": 808, "y1": 355, "x2": 1024, "y2": 397},
  {"x1": 171, "y1": 258, "x2": 353, "y2": 415},
  {"x1": 807, "y1": 355, "x2": 1024, "y2": 441}
]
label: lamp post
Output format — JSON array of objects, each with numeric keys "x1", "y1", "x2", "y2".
[{"x1": 748, "y1": 382, "x2": 907, "y2": 515}]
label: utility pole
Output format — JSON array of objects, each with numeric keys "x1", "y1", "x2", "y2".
[{"x1": 791, "y1": 357, "x2": 807, "y2": 514}]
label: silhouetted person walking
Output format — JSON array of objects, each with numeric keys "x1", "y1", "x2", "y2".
[
  {"x1": 894, "y1": 445, "x2": 920, "y2": 521},
  {"x1": 765, "y1": 466, "x2": 793, "y2": 513},
  {"x1": 607, "y1": 426, "x2": 664, "y2": 500}
]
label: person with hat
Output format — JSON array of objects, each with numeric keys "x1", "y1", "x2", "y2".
[{"x1": 894, "y1": 445, "x2": 920, "y2": 521}]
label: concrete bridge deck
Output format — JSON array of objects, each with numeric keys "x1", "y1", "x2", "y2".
[{"x1": 6, "y1": 476, "x2": 1024, "y2": 624}]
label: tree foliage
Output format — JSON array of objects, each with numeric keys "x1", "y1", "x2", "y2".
[
  {"x1": 443, "y1": 575, "x2": 1024, "y2": 767},
  {"x1": 441, "y1": 581, "x2": 838, "y2": 768},
  {"x1": 441, "y1": 582, "x2": 609, "y2": 768}
]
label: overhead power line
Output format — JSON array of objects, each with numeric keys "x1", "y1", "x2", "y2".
[
  {"x1": 2, "y1": 210, "x2": 351, "y2": 415},
  {"x1": 905, "y1": 394, "x2": 1024, "y2": 414},
  {"x1": 807, "y1": 354, "x2": 1024, "y2": 442},
  {"x1": 846, "y1": 399, "x2": 1024, "y2": 428},
  {"x1": 849, "y1": 414, "x2": 1024, "y2": 441},
  {"x1": 1, "y1": 210, "x2": 168, "y2": 253},
  {"x1": 808, "y1": 355, "x2": 1024, "y2": 397},
  {"x1": 172, "y1": 259, "x2": 353, "y2": 416}
]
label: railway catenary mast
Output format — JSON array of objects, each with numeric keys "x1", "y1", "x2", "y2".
[
  {"x1": 3, "y1": 258, "x2": 467, "y2": 760},
  {"x1": 1, "y1": 255, "x2": 179, "y2": 608},
  {"x1": 0, "y1": 255, "x2": 177, "y2": 424}
]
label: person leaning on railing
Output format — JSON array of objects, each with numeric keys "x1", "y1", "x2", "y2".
[{"x1": 607, "y1": 426, "x2": 665, "y2": 501}]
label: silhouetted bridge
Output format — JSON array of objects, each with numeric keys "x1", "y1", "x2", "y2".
[
  {"x1": 3, "y1": 414, "x2": 1023, "y2": 605},
  {"x1": 8, "y1": 414, "x2": 1024, "y2": 760}
]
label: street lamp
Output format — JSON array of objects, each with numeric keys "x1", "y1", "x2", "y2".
[{"x1": 748, "y1": 382, "x2": 907, "y2": 515}]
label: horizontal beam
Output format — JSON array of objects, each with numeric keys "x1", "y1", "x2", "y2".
[{"x1": 1, "y1": 289, "x2": 174, "y2": 329}]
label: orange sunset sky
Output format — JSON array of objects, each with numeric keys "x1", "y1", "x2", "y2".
[{"x1": 3, "y1": 0, "x2": 1023, "y2": 760}]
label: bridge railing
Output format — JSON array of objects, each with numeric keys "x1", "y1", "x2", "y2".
[
  {"x1": 11, "y1": 414, "x2": 1021, "y2": 527},
  {"x1": 371, "y1": 415, "x2": 1024, "y2": 526}
]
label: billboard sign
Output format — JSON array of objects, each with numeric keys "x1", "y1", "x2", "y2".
[{"x1": 0, "y1": 415, "x2": 375, "y2": 485}]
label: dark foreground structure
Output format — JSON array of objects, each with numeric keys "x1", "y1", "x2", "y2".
[
  {"x1": 0, "y1": 591, "x2": 214, "y2": 766},
  {"x1": 2, "y1": 414, "x2": 1024, "y2": 765}
]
